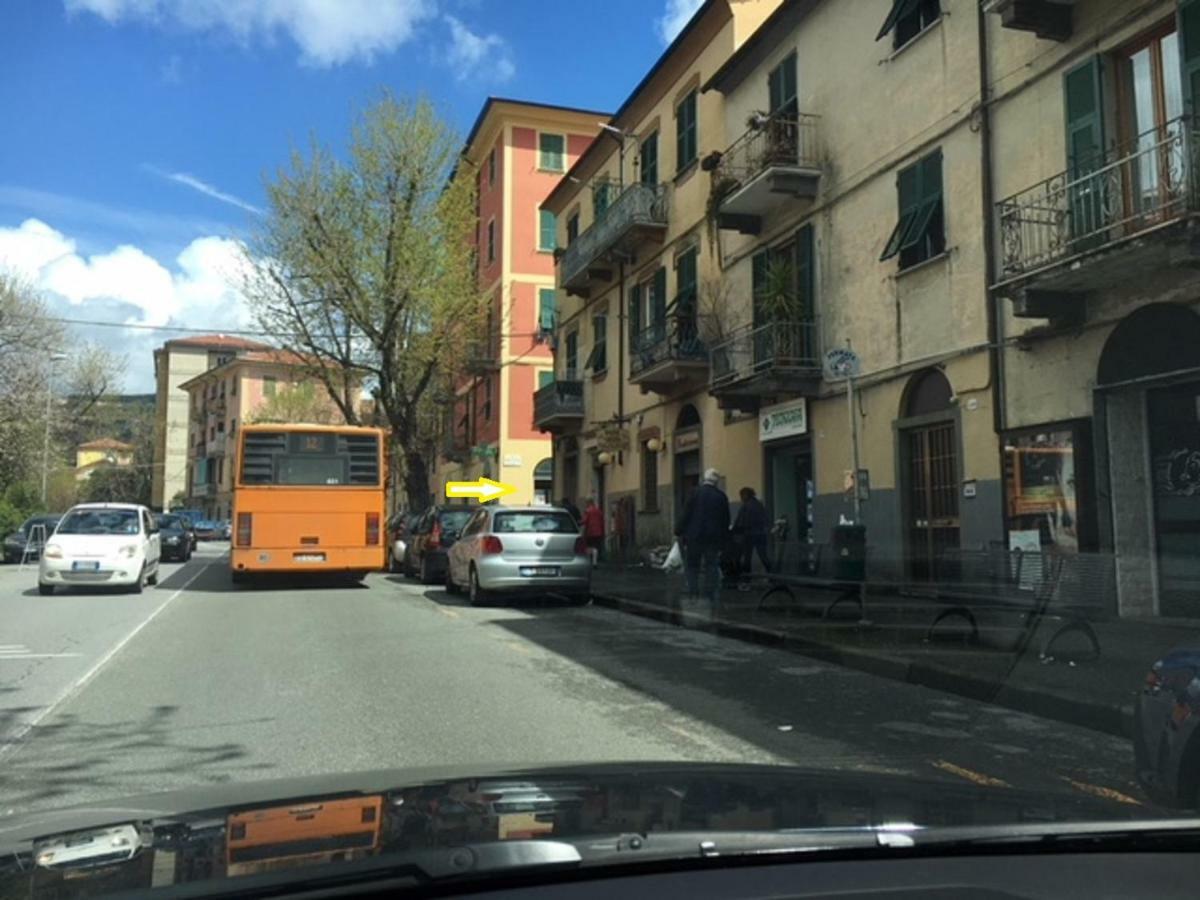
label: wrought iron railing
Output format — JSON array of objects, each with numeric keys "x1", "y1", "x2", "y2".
[
  {"x1": 629, "y1": 318, "x2": 707, "y2": 377},
  {"x1": 559, "y1": 183, "x2": 669, "y2": 287},
  {"x1": 533, "y1": 376, "x2": 584, "y2": 424},
  {"x1": 714, "y1": 112, "x2": 820, "y2": 193},
  {"x1": 710, "y1": 319, "x2": 821, "y2": 389},
  {"x1": 997, "y1": 116, "x2": 1200, "y2": 279}
]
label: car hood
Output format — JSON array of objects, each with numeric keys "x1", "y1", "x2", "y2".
[
  {"x1": 45, "y1": 534, "x2": 142, "y2": 557},
  {"x1": 0, "y1": 761, "x2": 1155, "y2": 896}
]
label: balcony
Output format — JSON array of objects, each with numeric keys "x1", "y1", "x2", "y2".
[
  {"x1": 533, "y1": 376, "x2": 584, "y2": 433},
  {"x1": 209, "y1": 433, "x2": 227, "y2": 456},
  {"x1": 709, "y1": 320, "x2": 821, "y2": 413},
  {"x1": 983, "y1": 0, "x2": 1071, "y2": 42},
  {"x1": 465, "y1": 330, "x2": 500, "y2": 373},
  {"x1": 995, "y1": 118, "x2": 1200, "y2": 318},
  {"x1": 629, "y1": 318, "x2": 708, "y2": 394},
  {"x1": 558, "y1": 183, "x2": 669, "y2": 297},
  {"x1": 713, "y1": 112, "x2": 821, "y2": 235}
]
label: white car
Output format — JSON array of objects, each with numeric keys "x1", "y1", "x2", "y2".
[{"x1": 39, "y1": 503, "x2": 161, "y2": 595}]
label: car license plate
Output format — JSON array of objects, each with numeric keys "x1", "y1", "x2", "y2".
[
  {"x1": 520, "y1": 566, "x2": 559, "y2": 577},
  {"x1": 71, "y1": 561, "x2": 100, "y2": 571},
  {"x1": 293, "y1": 553, "x2": 326, "y2": 563}
]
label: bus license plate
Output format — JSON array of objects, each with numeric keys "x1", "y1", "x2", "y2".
[
  {"x1": 293, "y1": 553, "x2": 326, "y2": 563},
  {"x1": 520, "y1": 566, "x2": 559, "y2": 577}
]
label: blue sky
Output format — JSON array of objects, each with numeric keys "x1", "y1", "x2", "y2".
[{"x1": 0, "y1": 0, "x2": 705, "y2": 391}]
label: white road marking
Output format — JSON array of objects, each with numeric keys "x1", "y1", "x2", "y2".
[
  {"x1": 0, "y1": 654, "x2": 83, "y2": 660},
  {"x1": 0, "y1": 556, "x2": 218, "y2": 762}
]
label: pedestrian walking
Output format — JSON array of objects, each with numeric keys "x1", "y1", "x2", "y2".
[
  {"x1": 581, "y1": 498, "x2": 605, "y2": 565},
  {"x1": 734, "y1": 487, "x2": 771, "y2": 590},
  {"x1": 560, "y1": 497, "x2": 582, "y2": 527},
  {"x1": 674, "y1": 468, "x2": 730, "y2": 614}
]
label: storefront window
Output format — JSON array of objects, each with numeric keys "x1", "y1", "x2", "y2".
[{"x1": 1003, "y1": 421, "x2": 1096, "y2": 553}]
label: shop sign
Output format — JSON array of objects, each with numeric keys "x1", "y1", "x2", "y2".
[
  {"x1": 674, "y1": 429, "x2": 701, "y2": 452},
  {"x1": 503, "y1": 454, "x2": 523, "y2": 468},
  {"x1": 759, "y1": 399, "x2": 807, "y2": 442}
]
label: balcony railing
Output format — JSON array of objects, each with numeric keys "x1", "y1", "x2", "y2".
[
  {"x1": 465, "y1": 330, "x2": 500, "y2": 373},
  {"x1": 710, "y1": 319, "x2": 821, "y2": 399},
  {"x1": 533, "y1": 375, "x2": 584, "y2": 431},
  {"x1": 714, "y1": 112, "x2": 820, "y2": 231},
  {"x1": 996, "y1": 117, "x2": 1200, "y2": 282},
  {"x1": 559, "y1": 183, "x2": 669, "y2": 292},
  {"x1": 629, "y1": 318, "x2": 707, "y2": 378}
]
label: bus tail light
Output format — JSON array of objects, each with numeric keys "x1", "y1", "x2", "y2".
[
  {"x1": 236, "y1": 513, "x2": 252, "y2": 547},
  {"x1": 481, "y1": 536, "x2": 503, "y2": 555},
  {"x1": 366, "y1": 512, "x2": 380, "y2": 546}
]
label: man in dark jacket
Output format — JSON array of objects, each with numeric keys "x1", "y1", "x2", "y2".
[
  {"x1": 733, "y1": 487, "x2": 772, "y2": 589},
  {"x1": 674, "y1": 468, "x2": 731, "y2": 609}
]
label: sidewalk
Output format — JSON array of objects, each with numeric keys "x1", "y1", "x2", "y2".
[{"x1": 589, "y1": 563, "x2": 1200, "y2": 738}]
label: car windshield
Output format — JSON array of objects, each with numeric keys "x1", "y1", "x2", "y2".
[
  {"x1": 55, "y1": 510, "x2": 139, "y2": 536},
  {"x1": 492, "y1": 512, "x2": 578, "y2": 534},
  {"x1": 6, "y1": 4, "x2": 1200, "y2": 895}
]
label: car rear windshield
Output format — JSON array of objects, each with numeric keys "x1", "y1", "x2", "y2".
[
  {"x1": 158, "y1": 515, "x2": 184, "y2": 529},
  {"x1": 492, "y1": 512, "x2": 578, "y2": 534},
  {"x1": 438, "y1": 510, "x2": 474, "y2": 532},
  {"x1": 57, "y1": 509, "x2": 140, "y2": 535}
]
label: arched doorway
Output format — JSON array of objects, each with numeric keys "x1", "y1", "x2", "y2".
[
  {"x1": 899, "y1": 369, "x2": 959, "y2": 582},
  {"x1": 1098, "y1": 303, "x2": 1200, "y2": 616},
  {"x1": 533, "y1": 457, "x2": 553, "y2": 505},
  {"x1": 673, "y1": 404, "x2": 702, "y2": 525}
]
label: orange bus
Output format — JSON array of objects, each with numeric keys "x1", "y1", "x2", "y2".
[
  {"x1": 231, "y1": 424, "x2": 387, "y2": 581},
  {"x1": 225, "y1": 795, "x2": 384, "y2": 877}
]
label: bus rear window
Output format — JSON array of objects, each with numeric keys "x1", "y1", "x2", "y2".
[{"x1": 241, "y1": 431, "x2": 381, "y2": 485}]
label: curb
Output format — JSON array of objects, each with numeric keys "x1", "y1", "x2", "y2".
[{"x1": 591, "y1": 591, "x2": 1135, "y2": 739}]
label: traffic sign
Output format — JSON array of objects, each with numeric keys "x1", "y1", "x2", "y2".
[{"x1": 824, "y1": 347, "x2": 861, "y2": 381}]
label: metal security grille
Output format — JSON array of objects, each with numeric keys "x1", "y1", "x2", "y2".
[{"x1": 906, "y1": 421, "x2": 960, "y2": 582}]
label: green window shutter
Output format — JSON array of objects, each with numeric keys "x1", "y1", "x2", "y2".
[
  {"x1": 628, "y1": 283, "x2": 642, "y2": 352},
  {"x1": 566, "y1": 214, "x2": 579, "y2": 244},
  {"x1": 676, "y1": 246, "x2": 698, "y2": 297},
  {"x1": 901, "y1": 151, "x2": 943, "y2": 253},
  {"x1": 751, "y1": 250, "x2": 770, "y2": 326},
  {"x1": 651, "y1": 267, "x2": 667, "y2": 326},
  {"x1": 881, "y1": 164, "x2": 921, "y2": 261},
  {"x1": 538, "y1": 209, "x2": 557, "y2": 251},
  {"x1": 1181, "y1": 0, "x2": 1200, "y2": 118},
  {"x1": 565, "y1": 332, "x2": 578, "y2": 373},
  {"x1": 640, "y1": 132, "x2": 658, "y2": 185},
  {"x1": 768, "y1": 53, "x2": 797, "y2": 115},
  {"x1": 1064, "y1": 57, "x2": 1105, "y2": 176},
  {"x1": 676, "y1": 91, "x2": 697, "y2": 171},
  {"x1": 539, "y1": 133, "x2": 565, "y2": 170},
  {"x1": 796, "y1": 224, "x2": 814, "y2": 320},
  {"x1": 593, "y1": 181, "x2": 611, "y2": 218},
  {"x1": 538, "y1": 370, "x2": 555, "y2": 389},
  {"x1": 538, "y1": 289, "x2": 557, "y2": 333}
]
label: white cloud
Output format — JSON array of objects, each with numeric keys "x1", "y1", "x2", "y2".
[
  {"x1": 0, "y1": 219, "x2": 255, "y2": 390},
  {"x1": 657, "y1": 0, "x2": 705, "y2": 44},
  {"x1": 65, "y1": 0, "x2": 437, "y2": 67},
  {"x1": 146, "y1": 166, "x2": 262, "y2": 215},
  {"x1": 444, "y1": 15, "x2": 515, "y2": 83}
]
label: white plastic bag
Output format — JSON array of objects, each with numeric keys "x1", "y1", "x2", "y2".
[{"x1": 662, "y1": 540, "x2": 683, "y2": 573}]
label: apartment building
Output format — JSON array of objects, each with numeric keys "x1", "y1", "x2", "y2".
[
  {"x1": 151, "y1": 334, "x2": 271, "y2": 510},
  {"x1": 537, "y1": 0, "x2": 784, "y2": 551},
  {"x1": 987, "y1": 0, "x2": 1200, "y2": 617},
  {"x1": 431, "y1": 98, "x2": 608, "y2": 505},
  {"x1": 178, "y1": 350, "x2": 351, "y2": 520}
]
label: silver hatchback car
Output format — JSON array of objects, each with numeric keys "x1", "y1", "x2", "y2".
[{"x1": 445, "y1": 506, "x2": 590, "y2": 605}]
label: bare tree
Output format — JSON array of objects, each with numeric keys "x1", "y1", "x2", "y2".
[{"x1": 245, "y1": 94, "x2": 485, "y2": 508}]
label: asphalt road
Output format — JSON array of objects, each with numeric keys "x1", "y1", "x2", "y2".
[{"x1": 0, "y1": 543, "x2": 1148, "y2": 818}]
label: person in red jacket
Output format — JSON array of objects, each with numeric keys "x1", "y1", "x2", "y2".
[{"x1": 581, "y1": 498, "x2": 605, "y2": 565}]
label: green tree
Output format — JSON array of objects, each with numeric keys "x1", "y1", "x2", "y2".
[
  {"x1": 248, "y1": 381, "x2": 345, "y2": 425},
  {"x1": 246, "y1": 94, "x2": 485, "y2": 508},
  {"x1": 81, "y1": 466, "x2": 149, "y2": 505}
]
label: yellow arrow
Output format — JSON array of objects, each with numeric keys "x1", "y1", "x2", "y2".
[{"x1": 444, "y1": 477, "x2": 516, "y2": 503}]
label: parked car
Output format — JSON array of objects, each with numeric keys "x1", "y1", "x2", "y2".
[
  {"x1": 446, "y1": 506, "x2": 590, "y2": 606},
  {"x1": 404, "y1": 505, "x2": 475, "y2": 584},
  {"x1": 3, "y1": 514, "x2": 62, "y2": 563},
  {"x1": 191, "y1": 519, "x2": 219, "y2": 541},
  {"x1": 387, "y1": 511, "x2": 421, "y2": 574},
  {"x1": 38, "y1": 502, "x2": 161, "y2": 595},
  {"x1": 1134, "y1": 648, "x2": 1200, "y2": 807},
  {"x1": 219, "y1": 520, "x2": 232, "y2": 540},
  {"x1": 155, "y1": 513, "x2": 195, "y2": 562}
]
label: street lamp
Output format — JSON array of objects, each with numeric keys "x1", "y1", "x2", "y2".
[{"x1": 41, "y1": 352, "x2": 68, "y2": 505}]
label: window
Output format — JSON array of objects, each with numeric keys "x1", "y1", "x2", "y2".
[
  {"x1": 217, "y1": 421, "x2": 225, "y2": 433},
  {"x1": 640, "y1": 131, "x2": 658, "y2": 185},
  {"x1": 538, "y1": 208, "x2": 557, "y2": 252},
  {"x1": 564, "y1": 331, "x2": 578, "y2": 376},
  {"x1": 566, "y1": 212, "x2": 580, "y2": 244},
  {"x1": 538, "y1": 288, "x2": 557, "y2": 335},
  {"x1": 486, "y1": 219, "x2": 495, "y2": 263},
  {"x1": 676, "y1": 89, "x2": 698, "y2": 172},
  {"x1": 879, "y1": 150, "x2": 944, "y2": 269},
  {"x1": 1113, "y1": 30, "x2": 1184, "y2": 215},
  {"x1": 230, "y1": 417, "x2": 237, "y2": 433},
  {"x1": 538, "y1": 132, "x2": 565, "y2": 171},
  {"x1": 230, "y1": 376, "x2": 237, "y2": 396},
  {"x1": 593, "y1": 180, "x2": 614, "y2": 219},
  {"x1": 753, "y1": 224, "x2": 815, "y2": 324},
  {"x1": 675, "y1": 246, "x2": 698, "y2": 304},
  {"x1": 483, "y1": 376, "x2": 492, "y2": 421},
  {"x1": 217, "y1": 459, "x2": 223, "y2": 483},
  {"x1": 538, "y1": 370, "x2": 555, "y2": 389},
  {"x1": 1003, "y1": 421, "x2": 1097, "y2": 554},
  {"x1": 584, "y1": 313, "x2": 607, "y2": 374},
  {"x1": 642, "y1": 444, "x2": 659, "y2": 512},
  {"x1": 263, "y1": 375, "x2": 277, "y2": 397},
  {"x1": 627, "y1": 283, "x2": 642, "y2": 353},
  {"x1": 649, "y1": 267, "x2": 667, "y2": 331},
  {"x1": 488, "y1": 147, "x2": 496, "y2": 186},
  {"x1": 768, "y1": 52, "x2": 798, "y2": 116},
  {"x1": 876, "y1": 0, "x2": 940, "y2": 49}
]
